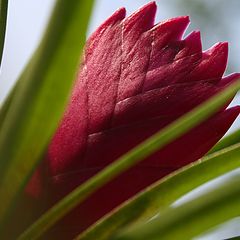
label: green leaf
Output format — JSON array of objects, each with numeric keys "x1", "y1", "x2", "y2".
[
  {"x1": 0, "y1": 58, "x2": 42, "y2": 129},
  {"x1": 0, "y1": 83, "x2": 17, "y2": 129},
  {"x1": 78, "y1": 143, "x2": 240, "y2": 240},
  {"x1": 0, "y1": 0, "x2": 94, "y2": 232},
  {"x1": 0, "y1": 0, "x2": 8, "y2": 65},
  {"x1": 18, "y1": 81, "x2": 240, "y2": 240},
  {"x1": 209, "y1": 129, "x2": 240, "y2": 154},
  {"x1": 114, "y1": 173, "x2": 240, "y2": 240}
]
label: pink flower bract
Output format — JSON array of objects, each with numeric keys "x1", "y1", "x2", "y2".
[{"x1": 24, "y1": 2, "x2": 240, "y2": 239}]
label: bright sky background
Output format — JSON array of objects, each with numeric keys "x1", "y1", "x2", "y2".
[{"x1": 0, "y1": 1, "x2": 239, "y2": 238}]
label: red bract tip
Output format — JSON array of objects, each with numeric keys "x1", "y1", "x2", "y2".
[
  {"x1": 175, "y1": 30, "x2": 202, "y2": 59},
  {"x1": 188, "y1": 42, "x2": 228, "y2": 81},
  {"x1": 123, "y1": 1, "x2": 156, "y2": 33},
  {"x1": 151, "y1": 16, "x2": 190, "y2": 49}
]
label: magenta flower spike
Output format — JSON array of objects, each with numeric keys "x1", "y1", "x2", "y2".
[{"x1": 22, "y1": 2, "x2": 239, "y2": 239}]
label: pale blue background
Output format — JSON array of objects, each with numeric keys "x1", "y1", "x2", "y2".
[{"x1": 0, "y1": 1, "x2": 239, "y2": 239}]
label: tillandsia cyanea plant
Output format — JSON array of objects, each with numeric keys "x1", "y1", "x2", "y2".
[{"x1": 0, "y1": 1, "x2": 240, "y2": 240}]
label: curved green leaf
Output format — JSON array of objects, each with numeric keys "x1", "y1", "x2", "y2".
[
  {"x1": 0, "y1": 87, "x2": 13, "y2": 128},
  {"x1": 18, "y1": 81, "x2": 240, "y2": 240},
  {"x1": 0, "y1": 82, "x2": 17, "y2": 130},
  {"x1": 78, "y1": 143, "x2": 240, "y2": 240},
  {"x1": 114, "y1": 174, "x2": 240, "y2": 240},
  {"x1": 0, "y1": 53, "x2": 47, "y2": 130},
  {"x1": 0, "y1": 0, "x2": 94, "y2": 232},
  {"x1": 0, "y1": 0, "x2": 8, "y2": 65},
  {"x1": 209, "y1": 129, "x2": 240, "y2": 154}
]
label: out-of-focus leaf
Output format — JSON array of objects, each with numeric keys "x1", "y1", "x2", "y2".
[
  {"x1": 0, "y1": 88, "x2": 12, "y2": 127},
  {"x1": 0, "y1": 0, "x2": 94, "y2": 232},
  {"x1": 114, "y1": 174, "x2": 240, "y2": 240},
  {"x1": 0, "y1": 0, "x2": 8, "y2": 65},
  {"x1": 0, "y1": 83, "x2": 17, "y2": 129},
  {"x1": 18, "y1": 81, "x2": 240, "y2": 240},
  {"x1": 209, "y1": 129, "x2": 240, "y2": 154},
  {"x1": 0, "y1": 60, "x2": 39, "y2": 129},
  {"x1": 78, "y1": 143, "x2": 240, "y2": 240}
]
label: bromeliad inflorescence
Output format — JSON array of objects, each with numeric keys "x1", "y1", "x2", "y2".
[{"x1": 20, "y1": 2, "x2": 240, "y2": 239}]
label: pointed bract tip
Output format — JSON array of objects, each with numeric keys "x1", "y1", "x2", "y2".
[
  {"x1": 98, "y1": 7, "x2": 126, "y2": 29},
  {"x1": 153, "y1": 16, "x2": 190, "y2": 36},
  {"x1": 131, "y1": 1, "x2": 157, "y2": 18},
  {"x1": 226, "y1": 105, "x2": 240, "y2": 118},
  {"x1": 216, "y1": 41, "x2": 228, "y2": 51},
  {"x1": 205, "y1": 42, "x2": 228, "y2": 55},
  {"x1": 226, "y1": 72, "x2": 240, "y2": 80},
  {"x1": 220, "y1": 73, "x2": 240, "y2": 86},
  {"x1": 109, "y1": 7, "x2": 126, "y2": 22},
  {"x1": 184, "y1": 31, "x2": 202, "y2": 50},
  {"x1": 185, "y1": 30, "x2": 201, "y2": 40},
  {"x1": 232, "y1": 105, "x2": 240, "y2": 112},
  {"x1": 116, "y1": 7, "x2": 127, "y2": 19},
  {"x1": 179, "y1": 15, "x2": 190, "y2": 23},
  {"x1": 171, "y1": 16, "x2": 190, "y2": 25},
  {"x1": 162, "y1": 15, "x2": 190, "y2": 27},
  {"x1": 177, "y1": 16, "x2": 190, "y2": 31},
  {"x1": 124, "y1": 1, "x2": 157, "y2": 32},
  {"x1": 88, "y1": 7, "x2": 126, "y2": 43},
  {"x1": 141, "y1": 1, "x2": 157, "y2": 11}
]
